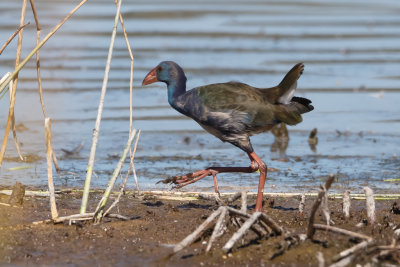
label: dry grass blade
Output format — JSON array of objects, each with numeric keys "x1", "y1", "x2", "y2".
[
  {"x1": 81, "y1": 0, "x2": 123, "y2": 214},
  {"x1": 0, "y1": 22, "x2": 30, "y2": 55}
]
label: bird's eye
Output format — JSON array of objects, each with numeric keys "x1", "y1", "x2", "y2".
[{"x1": 158, "y1": 66, "x2": 163, "y2": 72}]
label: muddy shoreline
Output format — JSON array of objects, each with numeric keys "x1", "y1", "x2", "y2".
[{"x1": 0, "y1": 189, "x2": 399, "y2": 266}]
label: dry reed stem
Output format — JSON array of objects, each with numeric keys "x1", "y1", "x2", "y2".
[
  {"x1": 317, "y1": 251, "x2": 325, "y2": 267},
  {"x1": 0, "y1": 0, "x2": 28, "y2": 166},
  {"x1": 81, "y1": 0, "x2": 123, "y2": 214},
  {"x1": 206, "y1": 206, "x2": 228, "y2": 252},
  {"x1": 228, "y1": 192, "x2": 242, "y2": 203},
  {"x1": 130, "y1": 130, "x2": 141, "y2": 193},
  {"x1": 321, "y1": 185, "x2": 332, "y2": 225},
  {"x1": 0, "y1": 0, "x2": 88, "y2": 165},
  {"x1": 223, "y1": 212, "x2": 262, "y2": 252},
  {"x1": 363, "y1": 187, "x2": 375, "y2": 225},
  {"x1": 29, "y1": 0, "x2": 62, "y2": 177},
  {"x1": 8, "y1": 80, "x2": 23, "y2": 161},
  {"x1": 0, "y1": 0, "x2": 87, "y2": 94},
  {"x1": 113, "y1": 0, "x2": 139, "y2": 192},
  {"x1": 94, "y1": 129, "x2": 137, "y2": 222},
  {"x1": 103, "y1": 131, "x2": 141, "y2": 217},
  {"x1": 331, "y1": 239, "x2": 374, "y2": 264},
  {"x1": 313, "y1": 224, "x2": 372, "y2": 241},
  {"x1": 299, "y1": 193, "x2": 306, "y2": 216},
  {"x1": 343, "y1": 190, "x2": 351, "y2": 220},
  {"x1": 172, "y1": 207, "x2": 223, "y2": 254},
  {"x1": 0, "y1": 22, "x2": 30, "y2": 55},
  {"x1": 45, "y1": 118, "x2": 58, "y2": 219},
  {"x1": 241, "y1": 191, "x2": 247, "y2": 213},
  {"x1": 306, "y1": 174, "x2": 335, "y2": 239}
]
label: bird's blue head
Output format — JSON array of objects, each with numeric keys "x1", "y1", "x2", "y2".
[
  {"x1": 142, "y1": 61, "x2": 187, "y2": 105},
  {"x1": 142, "y1": 61, "x2": 186, "y2": 87}
]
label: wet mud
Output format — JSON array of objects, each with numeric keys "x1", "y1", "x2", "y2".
[{"x1": 0, "y1": 190, "x2": 399, "y2": 266}]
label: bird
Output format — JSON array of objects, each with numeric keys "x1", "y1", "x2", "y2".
[{"x1": 142, "y1": 61, "x2": 313, "y2": 211}]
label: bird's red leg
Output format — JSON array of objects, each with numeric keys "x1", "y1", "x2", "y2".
[
  {"x1": 248, "y1": 152, "x2": 267, "y2": 212},
  {"x1": 170, "y1": 152, "x2": 267, "y2": 211}
]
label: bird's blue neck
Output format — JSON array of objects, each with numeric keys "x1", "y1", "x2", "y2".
[{"x1": 167, "y1": 78, "x2": 186, "y2": 108}]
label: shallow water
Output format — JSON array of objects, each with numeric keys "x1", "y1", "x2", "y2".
[{"x1": 0, "y1": 0, "x2": 399, "y2": 194}]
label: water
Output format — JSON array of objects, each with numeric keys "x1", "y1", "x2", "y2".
[{"x1": 0, "y1": 0, "x2": 399, "y2": 194}]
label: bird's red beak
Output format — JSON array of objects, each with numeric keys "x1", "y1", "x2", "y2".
[{"x1": 142, "y1": 67, "x2": 158, "y2": 86}]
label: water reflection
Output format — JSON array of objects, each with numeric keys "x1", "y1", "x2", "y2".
[{"x1": 270, "y1": 123, "x2": 289, "y2": 161}]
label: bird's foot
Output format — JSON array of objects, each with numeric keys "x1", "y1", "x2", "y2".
[{"x1": 157, "y1": 169, "x2": 217, "y2": 189}]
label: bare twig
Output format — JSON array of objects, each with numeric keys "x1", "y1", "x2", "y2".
[
  {"x1": 172, "y1": 207, "x2": 223, "y2": 254},
  {"x1": 81, "y1": 0, "x2": 123, "y2": 214},
  {"x1": 0, "y1": 0, "x2": 88, "y2": 165},
  {"x1": 228, "y1": 191, "x2": 242, "y2": 203},
  {"x1": 307, "y1": 174, "x2": 335, "y2": 239},
  {"x1": 206, "y1": 206, "x2": 228, "y2": 252},
  {"x1": 259, "y1": 213, "x2": 284, "y2": 235},
  {"x1": 223, "y1": 212, "x2": 262, "y2": 252},
  {"x1": 363, "y1": 187, "x2": 375, "y2": 225},
  {"x1": 94, "y1": 129, "x2": 137, "y2": 222},
  {"x1": 331, "y1": 239, "x2": 374, "y2": 263},
  {"x1": 0, "y1": 22, "x2": 30, "y2": 55},
  {"x1": 313, "y1": 224, "x2": 372, "y2": 241},
  {"x1": 343, "y1": 190, "x2": 351, "y2": 221},
  {"x1": 45, "y1": 118, "x2": 58, "y2": 219}
]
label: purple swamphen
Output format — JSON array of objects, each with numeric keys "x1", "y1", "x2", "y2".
[{"x1": 142, "y1": 61, "x2": 313, "y2": 211}]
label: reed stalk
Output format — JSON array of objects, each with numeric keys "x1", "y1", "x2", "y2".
[
  {"x1": 29, "y1": 0, "x2": 62, "y2": 177},
  {"x1": 0, "y1": 23, "x2": 29, "y2": 55},
  {"x1": 0, "y1": 0, "x2": 88, "y2": 167},
  {"x1": 0, "y1": 0, "x2": 28, "y2": 167},
  {"x1": 94, "y1": 129, "x2": 137, "y2": 223},
  {"x1": 45, "y1": 118, "x2": 58, "y2": 219},
  {"x1": 80, "y1": 0, "x2": 123, "y2": 214},
  {"x1": 0, "y1": 0, "x2": 88, "y2": 97}
]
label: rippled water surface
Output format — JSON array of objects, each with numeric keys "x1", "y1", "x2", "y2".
[{"x1": 0, "y1": 0, "x2": 399, "y2": 194}]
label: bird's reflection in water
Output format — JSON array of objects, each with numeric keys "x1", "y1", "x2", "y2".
[
  {"x1": 270, "y1": 123, "x2": 289, "y2": 161},
  {"x1": 308, "y1": 128, "x2": 318, "y2": 153}
]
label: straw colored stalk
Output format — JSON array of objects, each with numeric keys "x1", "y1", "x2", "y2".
[
  {"x1": 0, "y1": 0, "x2": 28, "y2": 166},
  {"x1": 103, "y1": 130, "x2": 141, "y2": 218},
  {"x1": 29, "y1": 0, "x2": 62, "y2": 177},
  {"x1": 0, "y1": 0, "x2": 88, "y2": 165},
  {"x1": 306, "y1": 174, "x2": 335, "y2": 239},
  {"x1": 45, "y1": 118, "x2": 58, "y2": 219},
  {"x1": 343, "y1": 190, "x2": 351, "y2": 221},
  {"x1": 363, "y1": 187, "x2": 375, "y2": 225},
  {"x1": 0, "y1": 22, "x2": 30, "y2": 55},
  {"x1": 112, "y1": 0, "x2": 139, "y2": 192},
  {"x1": 94, "y1": 129, "x2": 137, "y2": 223},
  {"x1": 80, "y1": 0, "x2": 123, "y2": 214}
]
